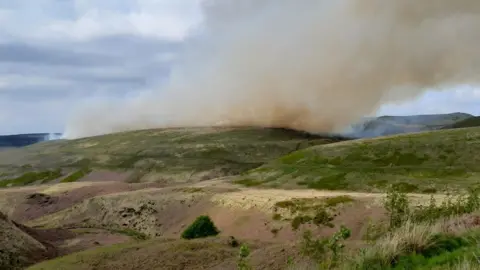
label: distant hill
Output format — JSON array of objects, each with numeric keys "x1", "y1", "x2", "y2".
[
  {"x1": 0, "y1": 133, "x2": 62, "y2": 149},
  {"x1": 443, "y1": 116, "x2": 480, "y2": 129},
  {"x1": 346, "y1": 112, "x2": 473, "y2": 138}
]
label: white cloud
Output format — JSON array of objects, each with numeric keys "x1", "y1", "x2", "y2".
[{"x1": 31, "y1": 0, "x2": 204, "y2": 41}]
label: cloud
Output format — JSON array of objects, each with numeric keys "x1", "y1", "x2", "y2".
[{"x1": 0, "y1": 0, "x2": 198, "y2": 134}]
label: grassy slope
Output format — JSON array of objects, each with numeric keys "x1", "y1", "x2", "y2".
[
  {"x1": 0, "y1": 127, "x2": 346, "y2": 184},
  {"x1": 237, "y1": 127, "x2": 480, "y2": 193},
  {"x1": 26, "y1": 238, "x2": 234, "y2": 270},
  {"x1": 27, "y1": 238, "x2": 296, "y2": 270}
]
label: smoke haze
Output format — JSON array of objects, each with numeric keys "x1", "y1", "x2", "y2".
[{"x1": 64, "y1": 0, "x2": 480, "y2": 139}]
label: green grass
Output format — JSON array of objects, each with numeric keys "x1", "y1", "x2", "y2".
[
  {"x1": 238, "y1": 127, "x2": 480, "y2": 192},
  {"x1": 111, "y1": 228, "x2": 149, "y2": 241},
  {"x1": 324, "y1": 196, "x2": 354, "y2": 207},
  {"x1": 60, "y1": 168, "x2": 92, "y2": 183},
  {"x1": 0, "y1": 169, "x2": 62, "y2": 187},
  {"x1": 27, "y1": 238, "x2": 239, "y2": 270},
  {"x1": 173, "y1": 187, "x2": 205, "y2": 193},
  {"x1": 0, "y1": 127, "x2": 344, "y2": 184}
]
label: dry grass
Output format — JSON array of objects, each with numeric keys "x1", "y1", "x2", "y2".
[
  {"x1": 354, "y1": 221, "x2": 442, "y2": 267},
  {"x1": 351, "y1": 214, "x2": 480, "y2": 269}
]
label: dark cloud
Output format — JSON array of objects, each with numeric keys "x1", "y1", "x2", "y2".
[
  {"x1": 0, "y1": 35, "x2": 178, "y2": 99},
  {"x1": 0, "y1": 42, "x2": 118, "y2": 66}
]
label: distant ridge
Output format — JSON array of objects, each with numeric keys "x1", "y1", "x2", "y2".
[
  {"x1": 345, "y1": 112, "x2": 473, "y2": 138},
  {"x1": 0, "y1": 133, "x2": 62, "y2": 148}
]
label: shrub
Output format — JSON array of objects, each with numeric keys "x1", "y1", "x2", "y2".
[
  {"x1": 291, "y1": 215, "x2": 312, "y2": 230},
  {"x1": 181, "y1": 215, "x2": 220, "y2": 240},
  {"x1": 237, "y1": 244, "x2": 252, "y2": 270},
  {"x1": 384, "y1": 186, "x2": 410, "y2": 229},
  {"x1": 312, "y1": 209, "x2": 334, "y2": 227},
  {"x1": 301, "y1": 225, "x2": 351, "y2": 268},
  {"x1": 228, "y1": 236, "x2": 239, "y2": 247},
  {"x1": 411, "y1": 189, "x2": 480, "y2": 224}
]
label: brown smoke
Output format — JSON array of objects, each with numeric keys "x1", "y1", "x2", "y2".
[{"x1": 64, "y1": 0, "x2": 480, "y2": 139}]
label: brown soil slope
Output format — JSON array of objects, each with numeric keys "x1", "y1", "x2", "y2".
[{"x1": 0, "y1": 212, "x2": 53, "y2": 270}]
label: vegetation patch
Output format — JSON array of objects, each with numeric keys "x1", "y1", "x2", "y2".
[
  {"x1": 0, "y1": 169, "x2": 62, "y2": 187},
  {"x1": 272, "y1": 213, "x2": 282, "y2": 220},
  {"x1": 385, "y1": 187, "x2": 480, "y2": 228},
  {"x1": 61, "y1": 168, "x2": 92, "y2": 183},
  {"x1": 291, "y1": 215, "x2": 313, "y2": 230},
  {"x1": 111, "y1": 228, "x2": 149, "y2": 241},
  {"x1": 173, "y1": 187, "x2": 205, "y2": 193},
  {"x1": 324, "y1": 196, "x2": 354, "y2": 207},
  {"x1": 181, "y1": 215, "x2": 220, "y2": 240},
  {"x1": 233, "y1": 178, "x2": 263, "y2": 187}
]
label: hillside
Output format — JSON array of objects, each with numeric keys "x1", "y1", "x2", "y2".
[
  {"x1": 237, "y1": 126, "x2": 480, "y2": 193},
  {"x1": 0, "y1": 211, "x2": 53, "y2": 270},
  {"x1": 0, "y1": 127, "x2": 348, "y2": 186},
  {"x1": 443, "y1": 116, "x2": 480, "y2": 129},
  {"x1": 347, "y1": 112, "x2": 473, "y2": 137}
]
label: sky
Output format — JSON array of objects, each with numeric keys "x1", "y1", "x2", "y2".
[{"x1": 0, "y1": 0, "x2": 479, "y2": 135}]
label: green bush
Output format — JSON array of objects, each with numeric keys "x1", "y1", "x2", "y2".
[
  {"x1": 181, "y1": 215, "x2": 220, "y2": 240},
  {"x1": 237, "y1": 244, "x2": 252, "y2": 270}
]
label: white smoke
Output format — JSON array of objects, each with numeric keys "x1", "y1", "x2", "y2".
[
  {"x1": 42, "y1": 133, "x2": 63, "y2": 141},
  {"x1": 64, "y1": 0, "x2": 480, "y2": 139}
]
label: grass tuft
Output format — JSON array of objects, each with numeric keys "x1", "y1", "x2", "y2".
[{"x1": 324, "y1": 196, "x2": 355, "y2": 207}]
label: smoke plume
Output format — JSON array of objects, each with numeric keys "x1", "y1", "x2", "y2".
[{"x1": 64, "y1": 0, "x2": 480, "y2": 139}]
